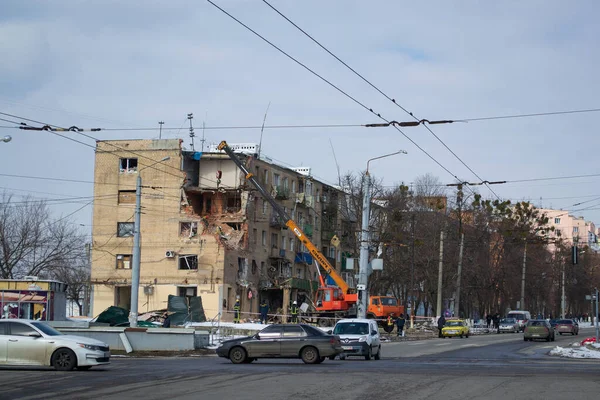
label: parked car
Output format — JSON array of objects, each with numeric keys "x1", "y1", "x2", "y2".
[
  {"x1": 441, "y1": 319, "x2": 470, "y2": 338},
  {"x1": 549, "y1": 319, "x2": 559, "y2": 329},
  {"x1": 555, "y1": 319, "x2": 579, "y2": 336},
  {"x1": 331, "y1": 318, "x2": 381, "y2": 360},
  {"x1": 507, "y1": 310, "x2": 531, "y2": 332},
  {"x1": 498, "y1": 318, "x2": 520, "y2": 333},
  {"x1": 216, "y1": 324, "x2": 343, "y2": 364},
  {"x1": 523, "y1": 319, "x2": 555, "y2": 342},
  {"x1": 0, "y1": 319, "x2": 110, "y2": 371}
]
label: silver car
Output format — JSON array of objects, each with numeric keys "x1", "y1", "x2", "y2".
[
  {"x1": 498, "y1": 318, "x2": 519, "y2": 333},
  {"x1": 0, "y1": 319, "x2": 110, "y2": 370}
]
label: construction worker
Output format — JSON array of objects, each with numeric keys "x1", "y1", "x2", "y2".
[
  {"x1": 396, "y1": 313, "x2": 406, "y2": 337},
  {"x1": 290, "y1": 300, "x2": 299, "y2": 323},
  {"x1": 260, "y1": 300, "x2": 269, "y2": 324},
  {"x1": 233, "y1": 298, "x2": 241, "y2": 324},
  {"x1": 386, "y1": 314, "x2": 395, "y2": 333}
]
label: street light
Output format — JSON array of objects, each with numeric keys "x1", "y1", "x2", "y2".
[
  {"x1": 1, "y1": 135, "x2": 12, "y2": 143},
  {"x1": 357, "y1": 150, "x2": 407, "y2": 319},
  {"x1": 129, "y1": 156, "x2": 171, "y2": 327}
]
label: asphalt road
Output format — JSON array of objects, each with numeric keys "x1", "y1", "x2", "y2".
[{"x1": 1, "y1": 328, "x2": 599, "y2": 400}]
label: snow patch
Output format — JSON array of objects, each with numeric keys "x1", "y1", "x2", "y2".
[{"x1": 549, "y1": 346, "x2": 600, "y2": 359}]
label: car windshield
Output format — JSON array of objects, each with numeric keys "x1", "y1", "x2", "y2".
[
  {"x1": 444, "y1": 321, "x2": 463, "y2": 327},
  {"x1": 333, "y1": 322, "x2": 369, "y2": 335},
  {"x1": 508, "y1": 313, "x2": 525, "y2": 320},
  {"x1": 527, "y1": 320, "x2": 546, "y2": 327},
  {"x1": 501, "y1": 318, "x2": 516, "y2": 323},
  {"x1": 31, "y1": 322, "x2": 63, "y2": 336},
  {"x1": 379, "y1": 297, "x2": 397, "y2": 306}
]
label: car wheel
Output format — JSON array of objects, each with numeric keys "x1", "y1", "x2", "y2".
[
  {"x1": 52, "y1": 348, "x2": 77, "y2": 371},
  {"x1": 316, "y1": 357, "x2": 326, "y2": 364},
  {"x1": 229, "y1": 346, "x2": 247, "y2": 364},
  {"x1": 76, "y1": 366, "x2": 92, "y2": 371},
  {"x1": 374, "y1": 346, "x2": 381, "y2": 360},
  {"x1": 339, "y1": 354, "x2": 346, "y2": 361},
  {"x1": 301, "y1": 346, "x2": 320, "y2": 364},
  {"x1": 364, "y1": 347, "x2": 372, "y2": 361},
  {"x1": 242, "y1": 358, "x2": 255, "y2": 364}
]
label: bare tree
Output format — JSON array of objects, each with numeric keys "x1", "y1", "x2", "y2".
[
  {"x1": 52, "y1": 263, "x2": 91, "y2": 316},
  {"x1": 0, "y1": 193, "x2": 87, "y2": 279}
]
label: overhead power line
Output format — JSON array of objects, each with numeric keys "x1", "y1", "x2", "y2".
[{"x1": 459, "y1": 108, "x2": 600, "y2": 122}]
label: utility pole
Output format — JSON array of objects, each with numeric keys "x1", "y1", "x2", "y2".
[
  {"x1": 595, "y1": 287, "x2": 599, "y2": 343},
  {"x1": 455, "y1": 232, "x2": 465, "y2": 319},
  {"x1": 187, "y1": 113, "x2": 195, "y2": 151},
  {"x1": 158, "y1": 121, "x2": 164, "y2": 139},
  {"x1": 561, "y1": 261, "x2": 566, "y2": 319},
  {"x1": 83, "y1": 243, "x2": 91, "y2": 317},
  {"x1": 520, "y1": 241, "x2": 527, "y2": 310},
  {"x1": 410, "y1": 213, "x2": 415, "y2": 328},
  {"x1": 436, "y1": 230, "x2": 444, "y2": 318},
  {"x1": 129, "y1": 156, "x2": 170, "y2": 328}
]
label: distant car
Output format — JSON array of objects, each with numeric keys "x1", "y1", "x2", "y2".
[
  {"x1": 498, "y1": 318, "x2": 520, "y2": 333},
  {"x1": 555, "y1": 319, "x2": 579, "y2": 336},
  {"x1": 331, "y1": 318, "x2": 381, "y2": 360},
  {"x1": 507, "y1": 311, "x2": 531, "y2": 332},
  {"x1": 441, "y1": 319, "x2": 470, "y2": 338},
  {"x1": 216, "y1": 324, "x2": 343, "y2": 364},
  {"x1": 0, "y1": 319, "x2": 110, "y2": 370},
  {"x1": 549, "y1": 319, "x2": 559, "y2": 329},
  {"x1": 523, "y1": 320, "x2": 555, "y2": 342}
]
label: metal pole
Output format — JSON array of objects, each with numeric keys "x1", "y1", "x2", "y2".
[
  {"x1": 129, "y1": 174, "x2": 142, "y2": 328},
  {"x1": 357, "y1": 172, "x2": 371, "y2": 319},
  {"x1": 455, "y1": 232, "x2": 465, "y2": 319},
  {"x1": 436, "y1": 230, "x2": 444, "y2": 318},
  {"x1": 520, "y1": 242, "x2": 527, "y2": 309},
  {"x1": 561, "y1": 262, "x2": 566, "y2": 319},
  {"x1": 410, "y1": 213, "x2": 415, "y2": 329},
  {"x1": 595, "y1": 288, "x2": 599, "y2": 343}
]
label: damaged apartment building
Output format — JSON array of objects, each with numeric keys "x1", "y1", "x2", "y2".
[{"x1": 90, "y1": 139, "x2": 354, "y2": 321}]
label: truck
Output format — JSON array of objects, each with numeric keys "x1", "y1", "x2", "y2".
[
  {"x1": 218, "y1": 141, "x2": 358, "y2": 326},
  {"x1": 367, "y1": 296, "x2": 405, "y2": 324}
]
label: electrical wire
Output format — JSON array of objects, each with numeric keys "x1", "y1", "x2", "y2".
[
  {"x1": 459, "y1": 108, "x2": 600, "y2": 122},
  {"x1": 259, "y1": 0, "x2": 497, "y2": 200}
]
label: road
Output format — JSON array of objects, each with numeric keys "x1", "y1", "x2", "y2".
[{"x1": 1, "y1": 328, "x2": 599, "y2": 400}]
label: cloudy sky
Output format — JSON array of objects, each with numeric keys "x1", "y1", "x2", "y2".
[{"x1": 1, "y1": 0, "x2": 600, "y2": 233}]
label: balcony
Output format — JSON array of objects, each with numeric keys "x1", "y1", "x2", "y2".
[
  {"x1": 290, "y1": 278, "x2": 319, "y2": 291},
  {"x1": 270, "y1": 214, "x2": 285, "y2": 229},
  {"x1": 294, "y1": 252, "x2": 313, "y2": 265},
  {"x1": 303, "y1": 224, "x2": 313, "y2": 238},
  {"x1": 275, "y1": 186, "x2": 290, "y2": 200},
  {"x1": 269, "y1": 248, "x2": 287, "y2": 259}
]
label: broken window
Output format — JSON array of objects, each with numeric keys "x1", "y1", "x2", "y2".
[
  {"x1": 120, "y1": 158, "x2": 138, "y2": 173},
  {"x1": 260, "y1": 261, "x2": 265, "y2": 275},
  {"x1": 226, "y1": 195, "x2": 241, "y2": 213},
  {"x1": 116, "y1": 254, "x2": 132, "y2": 269},
  {"x1": 251, "y1": 260, "x2": 258, "y2": 275},
  {"x1": 178, "y1": 255, "x2": 199, "y2": 270},
  {"x1": 271, "y1": 233, "x2": 278, "y2": 248},
  {"x1": 117, "y1": 222, "x2": 134, "y2": 237},
  {"x1": 238, "y1": 257, "x2": 248, "y2": 278},
  {"x1": 179, "y1": 222, "x2": 198, "y2": 238},
  {"x1": 178, "y1": 286, "x2": 197, "y2": 298},
  {"x1": 118, "y1": 190, "x2": 136, "y2": 204}
]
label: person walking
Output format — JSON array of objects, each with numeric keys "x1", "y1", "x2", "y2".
[
  {"x1": 396, "y1": 313, "x2": 406, "y2": 337},
  {"x1": 259, "y1": 300, "x2": 269, "y2": 324},
  {"x1": 233, "y1": 298, "x2": 241, "y2": 324},
  {"x1": 290, "y1": 301, "x2": 299, "y2": 323},
  {"x1": 486, "y1": 314, "x2": 492, "y2": 329},
  {"x1": 437, "y1": 314, "x2": 446, "y2": 338}
]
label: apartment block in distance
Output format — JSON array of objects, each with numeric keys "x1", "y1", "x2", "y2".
[{"x1": 90, "y1": 139, "x2": 353, "y2": 322}]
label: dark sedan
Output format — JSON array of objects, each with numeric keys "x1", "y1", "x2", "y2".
[
  {"x1": 216, "y1": 324, "x2": 343, "y2": 364},
  {"x1": 555, "y1": 319, "x2": 579, "y2": 336}
]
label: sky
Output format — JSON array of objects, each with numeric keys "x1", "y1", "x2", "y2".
[{"x1": 1, "y1": 0, "x2": 600, "y2": 236}]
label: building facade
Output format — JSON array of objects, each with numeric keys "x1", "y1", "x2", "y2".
[{"x1": 90, "y1": 139, "x2": 352, "y2": 321}]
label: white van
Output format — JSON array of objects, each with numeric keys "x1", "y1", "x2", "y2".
[
  {"x1": 507, "y1": 310, "x2": 531, "y2": 332},
  {"x1": 331, "y1": 318, "x2": 381, "y2": 360}
]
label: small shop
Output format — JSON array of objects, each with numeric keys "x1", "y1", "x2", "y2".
[{"x1": 0, "y1": 279, "x2": 68, "y2": 321}]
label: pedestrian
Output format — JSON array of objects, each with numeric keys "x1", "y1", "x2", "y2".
[
  {"x1": 290, "y1": 300, "x2": 299, "y2": 323},
  {"x1": 493, "y1": 313, "x2": 500, "y2": 333},
  {"x1": 162, "y1": 312, "x2": 171, "y2": 328},
  {"x1": 233, "y1": 298, "x2": 241, "y2": 324},
  {"x1": 385, "y1": 315, "x2": 395, "y2": 333},
  {"x1": 396, "y1": 313, "x2": 406, "y2": 337},
  {"x1": 437, "y1": 314, "x2": 446, "y2": 338},
  {"x1": 260, "y1": 300, "x2": 269, "y2": 324},
  {"x1": 486, "y1": 314, "x2": 492, "y2": 329}
]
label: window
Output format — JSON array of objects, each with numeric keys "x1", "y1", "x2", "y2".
[
  {"x1": 573, "y1": 227, "x2": 579, "y2": 233},
  {"x1": 116, "y1": 254, "x2": 132, "y2": 269},
  {"x1": 178, "y1": 255, "x2": 198, "y2": 270},
  {"x1": 271, "y1": 233, "x2": 278, "y2": 248},
  {"x1": 260, "y1": 261, "x2": 266, "y2": 275},
  {"x1": 283, "y1": 325, "x2": 306, "y2": 337},
  {"x1": 314, "y1": 216, "x2": 318, "y2": 229},
  {"x1": 298, "y1": 211, "x2": 304, "y2": 225},
  {"x1": 555, "y1": 218, "x2": 561, "y2": 224},
  {"x1": 329, "y1": 247, "x2": 336, "y2": 258},
  {"x1": 263, "y1": 169, "x2": 269, "y2": 185},
  {"x1": 290, "y1": 238, "x2": 295, "y2": 252},
  {"x1": 117, "y1": 222, "x2": 134, "y2": 237},
  {"x1": 274, "y1": 173, "x2": 280, "y2": 186},
  {"x1": 282, "y1": 236, "x2": 287, "y2": 250},
  {"x1": 262, "y1": 230, "x2": 267, "y2": 246},
  {"x1": 297, "y1": 268, "x2": 302, "y2": 278},
  {"x1": 9, "y1": 322, "x2": 39, "y2": 336},
  {"x1": 118, "y1": 190, "x2": 136, "y2": 204},
  {"x1": 120, "y1": 158, "x2": 138, "y2": 173},
  {"x1": 178, "y1": 286, "x2": 197, "y2": 298},
  {"x1": 292, "y1": 180, "x2": 297, "y2": 193},
  {"x1": 283, "y1": 177, "x2": 289, "y2": 191},
  {"x1": 238, "y1": 257, "x2": 248, "y2": 276},
  {"x1": 253, "y1": 228, "x2": 258, "y2": 244},
  {"x1": 258, "y1": 324, "x2": 283, "y2": 339},
  {"x1": 179, "y1": 222, "x2": 198, "y2": 238},
  {"x1": 262, "y1": 199, "x2": 268, "y2": 215}
]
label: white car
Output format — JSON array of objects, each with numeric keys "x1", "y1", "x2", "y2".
[
  {"x1": 0, "y1": 319, "x2": 110, "y2": 371},
  {"x1": 331, "y1": 318, "x2": 381, "y2": 360}
]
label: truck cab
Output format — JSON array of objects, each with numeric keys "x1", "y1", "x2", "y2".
[{"x1": 367, "y1": 296, "x2": 404, "y2": 322}]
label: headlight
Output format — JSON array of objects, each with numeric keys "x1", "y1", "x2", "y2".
[
  {"x1": 79, "y1": 343, "x2": 101, "y2": 351},
  {"x1": 358, "y1": 336, "x2": 368, "y2": 342}
]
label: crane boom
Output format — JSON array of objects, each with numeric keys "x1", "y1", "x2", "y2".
[{"x1": 217, "y1": 140, "x2": 349, "y2": 294}]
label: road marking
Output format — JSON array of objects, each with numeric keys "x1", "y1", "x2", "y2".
[{"x1": 435, "y1": 343, "x2": 452, "y2": 346}]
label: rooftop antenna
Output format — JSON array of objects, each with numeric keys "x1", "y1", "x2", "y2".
[
  {"x1": 257, "y1": 101, "x2": 270, "y2": 159},
  {"x1": 329, "y1": 138, "x2": 342, "y2": 187},
  {"x1": 201, "y1": 112, "x2": 207, "y2": 152},
  {"x1": 187, "y1": 113, "x2": 195, "y2": 151},
  {"x1": 158, "y1": 121, "x2": 164, "y2": 139}
]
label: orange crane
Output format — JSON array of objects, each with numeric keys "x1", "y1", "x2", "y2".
[{"x1": 218, "y1": 141, "x2": 357, "y2": 324}]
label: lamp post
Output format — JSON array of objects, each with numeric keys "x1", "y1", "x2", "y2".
[
  {"x1": 129, "y1": 156, "x2": 171, "y2": 327},
  {"x1": 357, "y1": 150, "x2": 407, "y2": 319},
  {"x1": 1, "y1": 135, "x2": 12, "y2": 143}
]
